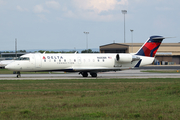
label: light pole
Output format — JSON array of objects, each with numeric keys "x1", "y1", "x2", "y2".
[
  {"x1": 84, "y1": 31, "x2": 89, "y2": 50},
  {"x1": 121, "y1": 10, "x2": 127, "y2": 43},
  {"x1": 15, "y1": 38, "x2": 17, "y2": 58},
  {"x1": 130, "y1": 29, "x2": 134, "y2": 53}
]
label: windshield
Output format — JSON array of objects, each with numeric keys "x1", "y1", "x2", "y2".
[{"x1": 16, "y1": 57, "x2": 30, "y2": 60}]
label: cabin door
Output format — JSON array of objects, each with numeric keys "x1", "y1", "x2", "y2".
[{"x1": 78, "y1": 57, "x2": 81, "y2": 64}]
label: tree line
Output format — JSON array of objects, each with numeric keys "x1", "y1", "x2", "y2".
[
  {"x1": 38, "y1": 49, "x2": 99, "y2": 53},
  {"x1": 0, "y1": 49, "x2": 99, "y2": 54}
]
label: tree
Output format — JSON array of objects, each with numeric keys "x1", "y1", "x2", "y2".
[
  {"x1": 81, "y1": 49, "x2": 93, "y2": 53},
  {"x1": 18, "y1": 50, "x2": 26, "y2": 53},
  {"x1": 38, "y1": 50, "x2": 46, "y2": 53},
  {"x1": 37, "y1": 50, "x2": 78, "y2": 53},
  {"x1": 81, "y1": 49, "x2": 99, "y2": 53}
]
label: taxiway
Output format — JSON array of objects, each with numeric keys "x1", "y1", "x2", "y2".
[{"x1": 0, "y1": 69, "x2": 180, "y2": 80}]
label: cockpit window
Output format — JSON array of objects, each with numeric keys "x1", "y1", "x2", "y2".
[{"x1": 16, "y1": 57, "x2": 30, "y2": 60}]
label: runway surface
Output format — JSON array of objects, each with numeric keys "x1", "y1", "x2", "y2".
[{"x1": 1, "y1": 69, "x2": 180, "y2": 80}]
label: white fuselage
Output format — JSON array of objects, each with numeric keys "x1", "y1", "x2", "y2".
[{"x1": 5, "y1": 53, "x2": 154, "y2": 72}]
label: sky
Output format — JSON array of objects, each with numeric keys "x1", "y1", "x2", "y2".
[{"x1": 0, "y1": 0, "x2": 180, "y2": 51}]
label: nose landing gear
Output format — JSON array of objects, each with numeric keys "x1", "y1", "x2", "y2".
[{"x1": 16, "y1": 71, "x2": 21, "y2": 78}]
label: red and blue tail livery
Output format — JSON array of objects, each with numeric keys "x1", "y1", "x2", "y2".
[{"x1": 136, "y1": 36, "x2": 165, "y2": 57}]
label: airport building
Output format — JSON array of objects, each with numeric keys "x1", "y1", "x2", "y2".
[
  {"x1": 0, "y1": 53, "x2": 26, "y2": 60},
  {"x1": 100, "y1": 43, "x2": 180, "y2": 65}
]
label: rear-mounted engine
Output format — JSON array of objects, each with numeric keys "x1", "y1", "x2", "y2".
[{"x1": 116, "y1": 54, "x2": 140, "y2": 63}]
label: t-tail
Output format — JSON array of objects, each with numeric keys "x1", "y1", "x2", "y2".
[{"x1": 136, "y1": 36, "x2": 165, "y2": 57}]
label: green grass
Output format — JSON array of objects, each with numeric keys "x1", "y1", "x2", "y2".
[
  {"x1": 0, "y1": 78, "x2": 180, "y2": 120},
  {"x1": 141, "y1": 70, "x2": 180, "y2": 73}
]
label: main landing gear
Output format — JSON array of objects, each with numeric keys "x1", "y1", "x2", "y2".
[
  {"x1": 90, "y1": 72, "x2": 97, "y2": 77},
  {"x1": 79, "y1": 72, "x2": 97, "y2": 77}
]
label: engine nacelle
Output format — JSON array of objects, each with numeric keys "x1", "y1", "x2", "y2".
[{"x1": 116, "y1": 54, "x2": 140, "y2": 63}]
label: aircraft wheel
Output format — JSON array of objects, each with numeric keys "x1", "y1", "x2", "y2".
[
  {"x1": 90, "y1": 73, "x2": 97, "y2": 77},
  {"x1": 17, "y1": 71, "x2": 21, "y2": 78},
  {"x1": 82, "y1": 72, "x2": 88, "y2": 77},
  {"x1": 17, "y1": 74, "x2": 21, "y2": 78}
]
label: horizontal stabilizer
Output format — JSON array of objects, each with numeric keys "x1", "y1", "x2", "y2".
[{"x1": 152, "y1": 36, "x2": 175, "y2": 40}]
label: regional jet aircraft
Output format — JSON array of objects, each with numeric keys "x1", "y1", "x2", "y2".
[{"x1": 5, "y1": 36, "x2": 165, "y2": 78}]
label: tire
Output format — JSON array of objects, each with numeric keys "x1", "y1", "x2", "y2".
[
  {"x1": 82, "y1": 72, "x2": 88, "y2": 77},
  {"x1": 90, "y1": 73, "x2": 97, "y2": 77}
]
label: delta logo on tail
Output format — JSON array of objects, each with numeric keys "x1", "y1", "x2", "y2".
[{"x1": 136, "y1": 36, "x2": 165, "y2": 57}]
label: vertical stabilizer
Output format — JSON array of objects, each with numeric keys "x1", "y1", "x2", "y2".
[{"x1": 136, "y1": 36, "x2": 165, "y2": 57}]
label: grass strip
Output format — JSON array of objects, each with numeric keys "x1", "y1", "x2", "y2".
[
  {"x1": 141, "y1": 70, "x2": 180, "y2": 73},
  {"x1": 0, "y1": 78, "x2": 180, "y2": 120}
]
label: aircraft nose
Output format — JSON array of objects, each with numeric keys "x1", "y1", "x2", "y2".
[{"x1": 5, "y1": 64, "x2": 14, "y2": 70}]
